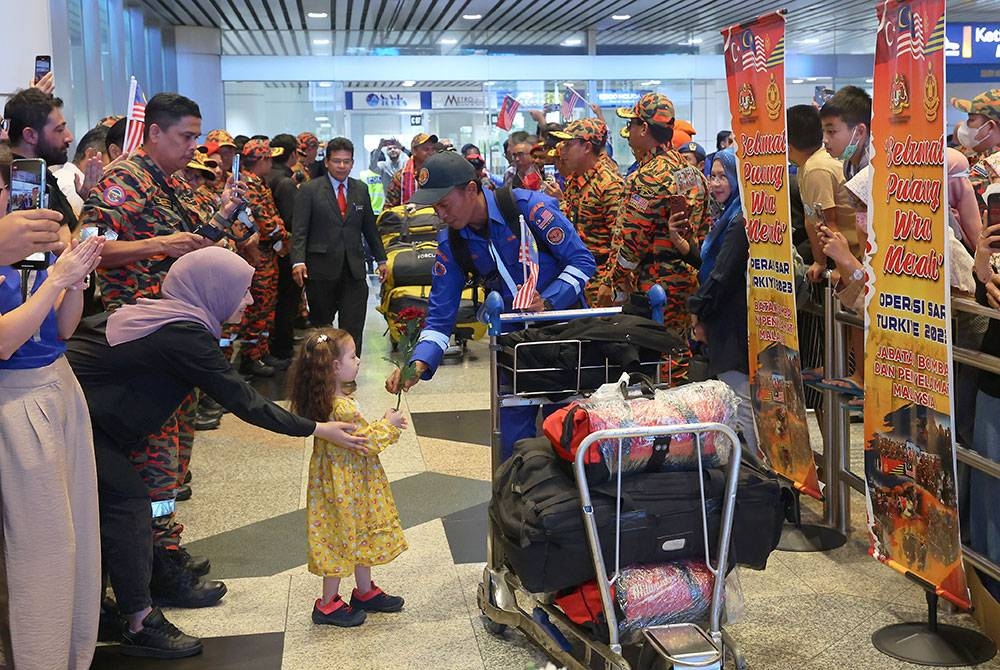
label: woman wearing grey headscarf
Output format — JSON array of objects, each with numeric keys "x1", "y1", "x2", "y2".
[{"x1": 66, "y1": 246, "x2": 367, "y2": 661}]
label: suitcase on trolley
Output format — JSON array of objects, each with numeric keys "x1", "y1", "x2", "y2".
[
  {"x1": 383, "y1": 241, "x2": 437, "y2": 291},
  {"x1": 490, "y1": 437, "x2": 725, "y2": 593},
  {"x1": 377, "y1": 284, "x2": 487, "y2": 345}
]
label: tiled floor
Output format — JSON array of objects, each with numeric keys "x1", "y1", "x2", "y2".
[{"x1": 95, "y1": 291, "x2": 1000, "y2": 669}]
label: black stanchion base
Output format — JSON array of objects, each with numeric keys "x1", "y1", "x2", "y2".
[
  {"x1": 871, "y1": 622, "x2": 997, "y2": 667},
  {"x1": 777, "y1": 522, "x2": 847, "y2": 552}
]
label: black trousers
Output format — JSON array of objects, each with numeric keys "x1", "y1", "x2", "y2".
[
  {"x1": 93, "y1": 427, "x2": 154, "y2": 615},
  {"x1": 305, "y1": 273, "x2": 369, "y2": 354},
  {"x1": 270, "y1": 256, "x2": 299, "y2": 359}
]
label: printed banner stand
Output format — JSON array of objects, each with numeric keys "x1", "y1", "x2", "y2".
[
  {"x1": 721, "y1": 10, "x2": 845, "y2": 554},
  {"x1": 864, "y1": 0, "x2": 995, "y2": 664}
]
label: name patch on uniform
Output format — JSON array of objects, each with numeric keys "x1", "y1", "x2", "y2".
[
  {"x1": 432, "y1": 261, "x2": 447, "y2": 277},
  {"x1": 629, "y1": 193, "x2": 650, "y2": 212},
  {"x1": 102, "y1": 185, "x2": 127, "y2": 207},
  {"x1": 546, "y1": 227, "x2": 565, "y2": 246}
]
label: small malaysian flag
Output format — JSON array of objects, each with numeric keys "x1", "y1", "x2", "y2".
[
  {"x1": 512, "y1": 215, "x2": 540, "y2": 311},
  {"x1": 561, "y1": 86, "x2": 585, "y2": 120},
  {"x1": 496, "y1": 94, "x2": 520, "y2": 131},
  {"x1": 122, "y1": 77, "x2": 147, "y2": 156}
]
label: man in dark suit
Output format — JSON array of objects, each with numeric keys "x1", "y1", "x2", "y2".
[{"x1": 291, "y1": 137, "x2": 387, "y2": 354}]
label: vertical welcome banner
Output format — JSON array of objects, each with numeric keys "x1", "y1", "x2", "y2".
[
  {"x1": 864, "y1": 0, "x2": 968, "y2": 607},
  {"x1": 722, "y1": 12, "x2": 821, "y2": 499}
]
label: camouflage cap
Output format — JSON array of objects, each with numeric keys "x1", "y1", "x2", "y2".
[
  {"x1": 297, "y1": 132, "x2": 319, "y2": 153},
  {"x1": 242, "y1": 138, "x2": 282, "y2": 161},
  {"x1": 411, "y1": 132, "x2": 439, "y2": 150},
  {"x1": 616, "y1": 93, "x2": 676, "y2": 137},
  {"x1": 550, "y1": 118, "x2": 609, "y2": 146},
  {"x1": 185, "y1": 150, "x2": 218, "y2": 180},
  {"x1": 206, "y1": 129, "x2": 237, "y2": 148},
  {"x1": 951, "y1": 89, "x2": 1000, "y2": 124}
]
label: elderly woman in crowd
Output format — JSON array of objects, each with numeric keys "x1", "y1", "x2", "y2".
[
  {"x1": 65, "y1": 246, "x2": 368, "y2": 660},
  {"x1": 0, "y1": 218, "x2": 104, "y2": 669}
]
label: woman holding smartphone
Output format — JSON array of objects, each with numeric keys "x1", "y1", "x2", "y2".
[{"x1": 0, "y1": 225, "x2": 105, "y2": 670}]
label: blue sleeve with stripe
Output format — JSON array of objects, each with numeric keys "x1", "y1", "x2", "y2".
[{"x1": 410, "y1": 234, "x2": 464, "y2": 379}]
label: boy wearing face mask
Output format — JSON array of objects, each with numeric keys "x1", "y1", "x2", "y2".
[
  {"x1": 820, "y1": 86, "x2": 872, "y2": 182},
  {"x1": 952, "y1": 90, "x2": 1000, "y2": 198}
]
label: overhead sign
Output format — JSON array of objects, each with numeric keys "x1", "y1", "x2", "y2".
[
  {"x1": 431, "y1": 91, "x2": 485, "y2": 109},
  {"x1": 946, "y1": 23, "x2": 1000, "y2": 64},
  {"x1": 346, "y1": 91, "x2": 422, "y2": 111}
]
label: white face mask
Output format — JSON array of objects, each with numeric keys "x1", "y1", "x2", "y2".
[{"x1": 956, "y1": 121, "x2": 991, "y2": 150}]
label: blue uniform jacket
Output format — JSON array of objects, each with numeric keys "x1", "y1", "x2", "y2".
[{"x1": 412, "y1": 188, "x2": 596, "y2": 377}]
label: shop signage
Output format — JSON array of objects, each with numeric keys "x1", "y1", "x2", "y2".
[
  {"x1": 722, "y1": 11, "x2": 822, "y2": 499},
  {"x1": 431, "y1": 91, "x2": 486, "y2": 109},
  {"x1": 594, "y1": 92, "x2": 642, "y2": 106},
  {"x1": 945, "y1": 23, "x2": 1000, "y2": 63},
  {"x1": 409, "y1": 114, "x2": 423, "y2": 126},
  {"x1": 865, "y1": 0, "x2": 968, "y2": 608},
  {"x1": 347, "y1": 91, "x2": 422, "y2": 110}
]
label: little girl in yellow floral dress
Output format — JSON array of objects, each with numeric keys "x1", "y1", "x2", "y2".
[{"x1": 288, "y1": 328, "x2": 409, "y2": 627}]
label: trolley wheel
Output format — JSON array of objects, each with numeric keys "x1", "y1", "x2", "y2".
[{"x1": 483, "y1": 618, "x2": 507, "y2": 637}]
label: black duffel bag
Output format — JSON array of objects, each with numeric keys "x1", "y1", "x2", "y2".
[
  {"x1": 385, "y1": 242, "x2": 437, "y2": 289},
  {"x1": 491, "y1": 437, "x2": 724, "y2": 593}
]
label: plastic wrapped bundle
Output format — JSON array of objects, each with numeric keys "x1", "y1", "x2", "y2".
[
  {"x1": 580, "y1": 380, "x2": 739, "y2": 477},
  {"x1": 616, "y1": 560, "x2": 715, "y2": 638}
]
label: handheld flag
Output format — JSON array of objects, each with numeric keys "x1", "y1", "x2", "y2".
[
  {"x1": 122, "y1": 77, "x2": 147, "y2": 156},
  {"x1": 497, "y1": 94, "x2": 520, "y2": 131},
  {"x1": 561, "y1": 86, "x2": 586, "y2": 120},
  {"x1": 512, "y1": 215, "x2": 540, "y2": 310}
]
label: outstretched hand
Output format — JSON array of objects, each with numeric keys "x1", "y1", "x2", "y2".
[{"x1": 314, "y1": 420, "x2": 369, "y2": 454}]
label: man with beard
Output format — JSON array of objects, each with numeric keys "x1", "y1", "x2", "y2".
[
  {"x1": 79, "y1": 93, "x2": 247, "y2": 649},
  {"x1": 4, "y1": 88, "x2": 80, "y2": 242}
]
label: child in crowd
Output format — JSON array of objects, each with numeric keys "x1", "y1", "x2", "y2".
[{"x1": 288, "y1": 329, "x2": 409, "y2": 627}]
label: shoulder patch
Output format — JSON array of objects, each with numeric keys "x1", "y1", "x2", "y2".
[
  {"x1": 533, "y1": 205, "x2": 555, "y2": 229},
  {"x1": 432, "y1": 261, "x2": 447, "y2": 277},
  {"x1": 546, "y1": 226, "x2": 565, "y2": 246},
  {"x1": 672, "y1": 166, "x2": 704, "y2": 195},
  {"x1": 102, "y1": 185, "x2": 127, "y2": 207},
  {"x1": 628, "y1": 193, "x2": 650, "y2": 212}
]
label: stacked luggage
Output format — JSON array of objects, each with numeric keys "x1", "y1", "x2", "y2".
[
  {"x1": 376, "y1": 206, "x2": 486, "y2": 347},
  {"x1": 489, "y1": 379, "x2": 784, "y2": 639}
]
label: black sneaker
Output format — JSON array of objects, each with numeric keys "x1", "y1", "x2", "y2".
[
  {"x1": 263, "y1": 354, "x2": 291, "y2": 370},
  {"x1": 312, "y1": 597, "x2": 366, "y2": 627},
  {"x1": 98, "y1": 597, "x2": 124, "y2": 643},
  {"x1": 120, "y1": 608, "x2": 202, "y2": 659},
  {"x1": 175, "y1": 483, "x2": 193, "y2": 501},
  {"x1": 183, "y1": 469, "x2": 192, "y2": 484},
  {"x1": 193, "y1": 412, "x2": 221, "y2": 431},
  {"x1": 150, "y1": 547, "x2": 226, "y2": 608},
  {"x1": 173, "y1": 545, "x2": 210, "y2": 576},
  {"x1": 239, "y1": 358, "x2": 275, "y2": 377},
  {"x1": 349, "y1": 582, "x2": 404, "y2": 613}
]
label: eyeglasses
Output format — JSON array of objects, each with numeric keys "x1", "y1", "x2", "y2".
[
  {"x1": 0, "y1": 119, "x2": 9, "y2": 134},
  {"x1": 708, "y1": 173, "x2": 727, "y2": 182},
  {"x1": 327, "y1": 158, "x2": 353, "y2": 166}
]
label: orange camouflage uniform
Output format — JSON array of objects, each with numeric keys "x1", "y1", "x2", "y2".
[
  {"x1": 79, "y1": 148, "x2": 217, "y2": 548},
  {"x1": 237, "y1": 169, "x2": 289, "y2": 362},
  {"x1": 602, "y1": 143, "x2": 710, "y2": 382},
  {"x1": 560, "y1": 160, "x2": 625, "y2": 304}
]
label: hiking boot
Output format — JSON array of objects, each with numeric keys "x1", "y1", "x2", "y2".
[
  {"x1": 150, "y1": 547, "x2": 226, "y2": 608},
  {"x1": 172, "y1": 545, "x2": 210, "y2": 576},
  {"x1": 349, "y1": 582, "x2": 404, "y2": 613},
  {"x1": 239, "y1": 358, "x2": 274, "y2": 378},
  {"x1": 120, "y1": 608, "x2": 202, "y2": 659},
  {"x1": 311, "y1": 596, "x2": 366, "y2": 627},
  {"x1": 175, "y1": 483, "x2": 193, "y2": 501}
]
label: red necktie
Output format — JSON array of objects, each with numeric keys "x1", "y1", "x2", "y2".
[{"x1": 337, "y1": 183, "x2": 347, "y2": 217}]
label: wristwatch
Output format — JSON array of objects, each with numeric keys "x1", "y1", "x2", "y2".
[{"x1": 849, "y1": 268, "x2": 865, "y2": 283}]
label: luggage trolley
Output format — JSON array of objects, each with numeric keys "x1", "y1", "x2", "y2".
[{"x1": 476, "y1": 290, "x2": 747, "y2": 670}]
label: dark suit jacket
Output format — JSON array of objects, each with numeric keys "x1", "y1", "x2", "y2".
[
  {"x1": 291, "y1": 175, "x2": 385, "y2": 281},
  {"x1": 266, "y1": 164, "x2": 298, "y2": 232}
]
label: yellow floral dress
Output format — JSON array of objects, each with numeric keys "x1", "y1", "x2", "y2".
[{"x1": 307, "y1": 396, "x2": 408, "y2": 577}]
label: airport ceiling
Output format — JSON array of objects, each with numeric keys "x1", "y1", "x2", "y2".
[{"x1": 136, "y1": 0, "x2": 993, "y2": 57}]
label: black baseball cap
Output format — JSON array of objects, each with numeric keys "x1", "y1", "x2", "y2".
[{"x1": 408, "y1": 151, "x2": 477, "y2": 207}]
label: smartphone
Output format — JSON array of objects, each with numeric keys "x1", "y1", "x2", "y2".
[
  {"x1": 543, "y1": 164, "x2": 556, "y2": 182},
  {"x1": 669, "y1": 195, "x2": 691, "y2": 235},
  {"x1": 231, "y1": 153, "x2": 240, "y2": 182},
  {"x1": 8, "y1": 158, "x2": 49, "y2": 270},
  {"x1": 989, "y1": 193, "x2": 1000, "y2": 250},
  {"x1": 33, "y1": 55, "x2": 51, "y2": 84},
  {"x1": 80, "y1": 225, "x2": 118, "y2": 242},
  {"x1": 813, "y1": 86, "x2": 834, "y2": 108}
]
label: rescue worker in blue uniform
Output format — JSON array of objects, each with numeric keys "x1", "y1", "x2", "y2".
[{"x1": 384, "y1": 151, "x2": 595, "y2": 458}]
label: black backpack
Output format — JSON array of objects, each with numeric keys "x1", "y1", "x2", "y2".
[{"x1": 448, "y1": 187, "x2": 551, "y2": 298}]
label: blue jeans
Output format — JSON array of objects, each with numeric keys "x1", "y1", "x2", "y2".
[{"x1": 971, "y1": 390, "x2": 1000, "y2": 600}]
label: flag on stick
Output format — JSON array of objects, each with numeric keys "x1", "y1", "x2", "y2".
[
  {"x1": 122, "y1": 76, "x2": 147, "y2": 156},
  {"x1": 512, "y1": 215, "x2": 539, "y2": 310},
  {"x1": 496, "y1": 94, "x2": 520, "y2": 131},
  {"x1": 561, "y1": 86, "x2": 586, "y2": 120}
]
